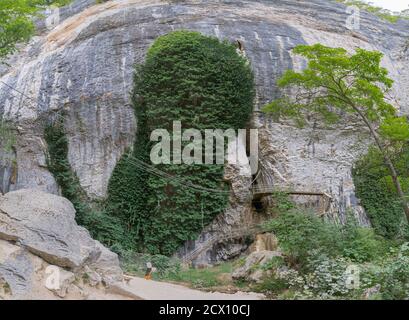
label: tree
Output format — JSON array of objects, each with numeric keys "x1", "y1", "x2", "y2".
[
  {"x1": 0, "y1": 0, "x2": 71, "y2": 61},
  {"x1": 263, "y1": 44, "x2": 409, "y2": 222},
  {"x1": 0, "y1": 0, "x2": 37, "y2": 60}
]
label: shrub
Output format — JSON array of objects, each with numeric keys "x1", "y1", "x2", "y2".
[
  {"x1": 353, "y1": 146, "x2": 409, "y2": 239},
  {"x1": 303, "y1": 254, "x2": 353, "y2": 298},
  {"x1": 253, "y1": 275, "x2": 290, "y2": 296},
  {"x1": 264, "y1": 210, "x2": 391, "y2": 265},
  {"x1": 261, "y1": 247, "x2": 409, "y2": 300},
  {"x1": 341, "y1": 227, "x2": 382, "y2": 262},
  {"x1": 263, "y1": 210, "x2": 342, "y2": 266},
  {"x1": 255, "y1": 254, "x2": 359, "y2": 299},
  {"x1": 377, "y1": 243, "x2": 409, "y2": 300},
  {"x1": 271, "y1": 191, "x2": 296, "y2": 213},
  {"x1": 340, "y1": 217, "x2": 390, "y2": 262},
  {"x1": 260, "y1": 209, "x2": 405, "y2": 299},
  {"x1": 261, "y1": 256, "x2": 286, "y2": 271}
]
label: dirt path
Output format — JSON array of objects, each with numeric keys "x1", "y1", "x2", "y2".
[{"x1": 109, "y1": 276, "x2": 264, "y2": 300}]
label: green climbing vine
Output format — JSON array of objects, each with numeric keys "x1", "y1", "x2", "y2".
[
  {"x1": 44, "y1": 117, "x2": 133, "y2": 251},
  {"x1": 0, "y1": 119, "x2": 16, "y2": 155},
  {"x1": 44, "y1": 31, "x2": 255, "y2": 256},
  {"x1": 353, "y1": 145, "x2": 409, "y2": 240},
  {"x1": 107, "y1": 31, "x2": 255, "y2": 255}
]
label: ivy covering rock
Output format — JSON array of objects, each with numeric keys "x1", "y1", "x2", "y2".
[{"x1": 107, "y1": 31, "x2": 255, "y2": 255}]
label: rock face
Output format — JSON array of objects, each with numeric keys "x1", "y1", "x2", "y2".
[
  {"x1": 232, "y1": 233, "x2": 280, "y2": 282},
  {"x1": 0, "y1": 0, "x2": 409, "y2": 262},
  {"x1": 177, "y1": 136, "x2": 256, "y2": 266},
  {"x1": 248, "y1": 233, "x2": 278, "y2": 253},
  {"x1": 232, "y1": 250, "x2": 282, "y2": 282},
  {"x1": 0, "y1": 189, "x2": 123, "y2": 299}
]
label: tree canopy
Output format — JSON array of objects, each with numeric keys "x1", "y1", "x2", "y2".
[{"x1": 0, "y1": 0, "x2": 71, "y2": 61}]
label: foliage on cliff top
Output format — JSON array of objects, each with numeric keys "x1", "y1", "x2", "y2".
[{"x1": 335, "y1": 0, "x2": 409, "y2": 23}]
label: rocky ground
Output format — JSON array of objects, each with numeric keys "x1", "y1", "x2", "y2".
[
  {"x1": 0, "y1": 188, "x2": 266, "y2": 300},
  {"x1": 0, "y1": 189, "x2": 125, "y2": 299}
]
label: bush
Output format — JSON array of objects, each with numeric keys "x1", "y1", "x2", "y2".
[
  {"x1": 261, "y1": 256, "x2": 286, "y2": 271},
  {"x1": 303, "y1": 254, "x2": 352, "y2": 298},
  {"x1": 376, "y1": 243, "x2": 409, "y2": 299},
  {"x1": 254, "y1": 254, "x2": 358, "y2": 299},
  {"x1": 340, "y1": 217, "x2": 390, "y2": 262},
  {"x1": 262, "y1": 210, "x2": 342, "y2": 266},
  {"x1": 263, "y1": 210, "x2": 390, "y2": 265},
  {"x1": 259, "y1": 246, "x2": 409, "y2": 300},
  {"x1": 253, "y1": 275, "x2": 290, "y2": 296},
  {"x1": 271, "y1": 191, "x2": 296, "y2": 213},
  {"x1": 353, "y1": 146, "x2": 409, "y2": 239},
  {"x1": 260, "y1": 209, "x2": 404, "y2": 299},
  {"x1": 107, "y1": 30, "x2": 255, "y2": 255}
]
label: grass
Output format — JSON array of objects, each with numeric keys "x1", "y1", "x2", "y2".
[{"x1": 165, "y1": 263, "x2": 235, "y2": 290}]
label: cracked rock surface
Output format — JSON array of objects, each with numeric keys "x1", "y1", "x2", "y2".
[{"x1": 0, "y1": 189, "x2": 123, "y2": 299}]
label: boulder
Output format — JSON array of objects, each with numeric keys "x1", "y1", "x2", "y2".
[
  {"x1": 89, "y1": 241, "x2": 123, "y2": 285},
  {"x1": 232, "y1": 250, "x2": 282, "y2": 281},
  {"x1": 83, "y1": 266, "x2": 102, "y2": 287},
  {"x1": 0, "y1": 189, "x2": 123, "y2": 299},
  {"x1": 0, "y1": 189, "x2": 95, "y2": 268},
  {"x1": 0, "y1": 240, "x2": 35, "y2": 299}
]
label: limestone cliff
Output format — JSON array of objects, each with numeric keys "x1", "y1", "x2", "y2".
[{"x1": 0, "y1": 0, "x2": 408, "y2": 263}]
